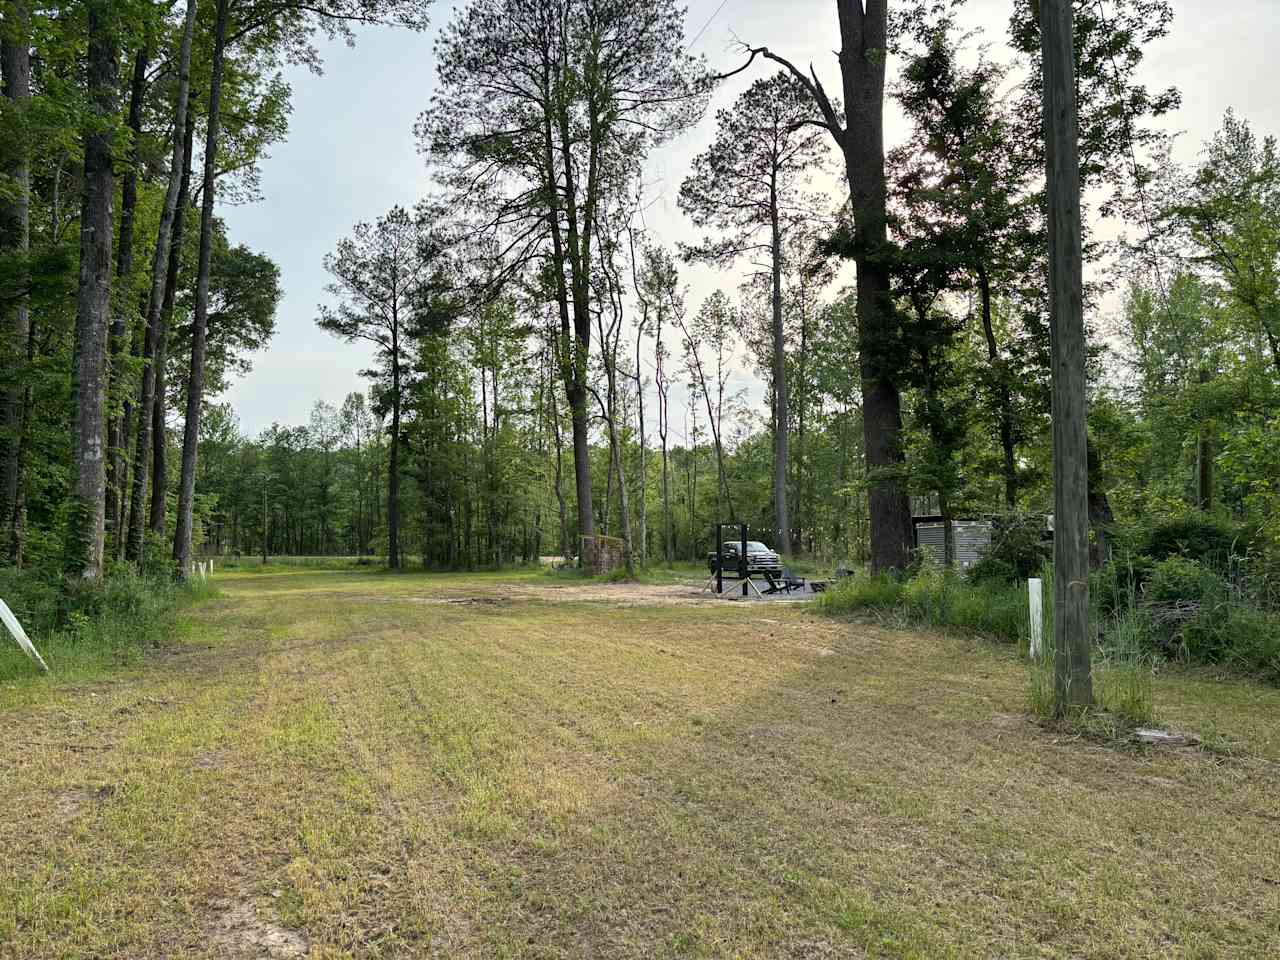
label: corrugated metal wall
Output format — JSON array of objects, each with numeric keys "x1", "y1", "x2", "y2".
[{"x1": 915, "y1": 521, "x2": 993, "y2": 571}]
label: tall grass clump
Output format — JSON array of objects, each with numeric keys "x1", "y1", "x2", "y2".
[
  {"x1": 1028, "y1": 606, "x2": 1156, "y2": 729},
  {"x1": 1028, "y1": 630, "x2": 1056, "y2": 721},
  {"x1": 813, "y1": 572, "x2": 905, "y2": 617},
  {"x1": 816, "y1": 564, "x2": 1033, "y2": 646},
  {"x1": 0, "y1": 564, "x2": 215, "y2": 682},
  {"x1": 1094, "y1": 606, "x2": 1157, "y2": 725}
]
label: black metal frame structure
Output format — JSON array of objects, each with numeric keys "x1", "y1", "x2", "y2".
[{"x1": 713, "y1": 522, "x2": 750, "y2": 597}]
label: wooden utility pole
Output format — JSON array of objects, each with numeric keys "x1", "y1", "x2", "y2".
[{"x1": 1039, "y1": 0, "x2": 1093, "y2": 711}]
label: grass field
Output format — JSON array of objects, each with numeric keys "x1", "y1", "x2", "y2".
[{"x1": 2, "y1": 567, "x2": 1278, "y2": 958}]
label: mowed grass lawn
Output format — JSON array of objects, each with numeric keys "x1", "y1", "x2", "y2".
[{"x1": 2, "y1": 568, "x2": 1279, "y2": 959}]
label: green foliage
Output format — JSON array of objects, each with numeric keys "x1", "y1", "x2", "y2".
[
  {"x1": 814, "y1": 572, "x2": 905, "y2": 616},
  {"x1": 818, "y1": 567, "x2": 1030, "y2": 646},
  {"x1": 1146, "y1": 556, "x2": 1228, "y2": 606},
  {"x1": 1092, "y1": 550, "x2": 1280, "y2": 684},
  {"x1": 1140, "y1": 516, "x2": 1241, "y2": 570},
  {"x1": 0, "y1": 566, "x2": 210, "y2": 682},
  {"x1": 968, "y1": 518, "x2": 1051, "y2": 583},
  {"x1": 1183, "y1": 605, "x2": 1280, "y2": 680},
  {"x1": 1094, "y1": 608, "x2": 1158, "y2": 726},
  {"x1": 1091, "y1": 554, "x2": 1154, "y2": 616}
]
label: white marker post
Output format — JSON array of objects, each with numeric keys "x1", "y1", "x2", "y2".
[
  {"x1": 0, "y1": 599, "x2": 49, "y2": 673},
  {"x1": 1028, "y1": 577, "x2": 1044, "y2": 659}
]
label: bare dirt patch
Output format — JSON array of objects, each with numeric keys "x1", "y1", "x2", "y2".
[
  {"x1": 207, "y1": 899, "x2": 308, "y2": 959},
  {"x1": 512, "y1": 581, "x2": 714, "y2": 606},
  {"x1": 192, "y1": 750, "x2": 227, "y2": 771},
  {"x1": 51, "y1": 785, "x2": 115, "y2": 822}
]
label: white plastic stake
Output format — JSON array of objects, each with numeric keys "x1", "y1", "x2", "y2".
[
  {"x1": 1028, "y1": 577, "x2": 1044, "y2": 658},
  {"x1": 0, "y1": 599, "x2": 49, "y2": 673}
]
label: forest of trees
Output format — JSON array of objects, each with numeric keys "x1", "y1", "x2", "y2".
[{"x1": 0, "y1": 0, "x2": 1276, "y2": 652}]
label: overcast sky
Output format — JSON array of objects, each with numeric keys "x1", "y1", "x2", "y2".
[{"x1": 219, "y1": 0, "x2": 1279, "y2": 437}]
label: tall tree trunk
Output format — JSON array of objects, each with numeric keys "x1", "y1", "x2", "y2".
[
  {"x1": 0, "y1": 1, "x2": 31, "y2": 564},
  {"x1": 150, "y1": 109, "x2": 195, "y2": 540},
  {"x1": 538, "y1": 71, "x2": 594, "y2": 551},
  {"x1": 608, "y1": 420, "x2": 634, "y2": 574},
  {"x1": 128, "y1": 0, "x2": 197, "y2": 564},
  {"x1": 1196, "y1": 366, "x2": 1214, "y2": 512},
  {"x1": 172, "y1": 22, "x2": 223, "y2": 569},
  {"x1": 681, "y1": 322, "x2": 734, "y2": 520},
  {"x1": 769, "y1": 174, "x2": 791, "y2": 554},
  {"x1": 975, "y1": 261, "x2": 1018, "y2": 510},
  {"x1": 1041, "y1": 0, "x2": 1093, "y2": 711},
  {"x1": 633, "y1": 333, "x2": 648, "y2": 568},
  {"x1": 548, "y1": 348, "x2": 570, "y2": 560},
  {"x1": 598, "y1": 294, "x2": 634, "y2": 574},
  {"x1": 601, "y1": 426, "x2": 612, "y2": 537},
  {"x1": 656, "y1": 329, "x2": 673, "y2": 567},
  {"x1": 836, "y1": 0, "x2": 912, "y2": 573},
  {"x1": 67, "y1": 0, "x2": 118, "y2": 582},
  {"x1": 174, "y1": 0, "x2": 228, "y2": 576},
  {"x1": 387, "y1": 321, "x2": 401, "y2": 569},
  {"x1": 687, "y1": 401, "x2": 699, "y2": 558},
  {"x1": 1087, "y1": 438, "x2": 1113, "y2": 569},
  {"x1": 568, "y1": 390, "x2": 592, "y2": 550},
  {"x1": 794, "y1": 292, "x2": 809, "y2": 554},
  {"x1": 106, "y1": 44, "x2": 149, "y2": 556}
]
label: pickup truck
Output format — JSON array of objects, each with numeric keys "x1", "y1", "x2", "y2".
[{"x1": 707, "y1": 540, "x2": 783, "y2": 578}]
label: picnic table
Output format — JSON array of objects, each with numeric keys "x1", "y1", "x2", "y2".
[{"x1": 761, "y1": 570, "x2": 806, "y2": 595}]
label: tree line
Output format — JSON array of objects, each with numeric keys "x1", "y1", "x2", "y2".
[
  {"x1": 0, "y1": 0, "x2": 431, "y2": 586},
  {"x1": 2, "y1": 0, "x2": 1277, "y2": 650}
]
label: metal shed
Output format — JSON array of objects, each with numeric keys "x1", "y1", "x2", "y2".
[{"x1": 912, "y1": 517, "x2": 994, "y2": 571}]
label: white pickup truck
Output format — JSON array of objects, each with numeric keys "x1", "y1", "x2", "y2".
[{"x1": 707, "y1": 540, "x2": 783, "y2": 578}]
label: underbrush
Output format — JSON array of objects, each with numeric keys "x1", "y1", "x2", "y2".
[
  {"x1": 217, "y1": 554, "x2": 384, "y2": 572},
  {"x1": 817, "y1": 566, "x2": 1158, "y2": 726},
  {"x1": 0, "y1": 565, "x2": 216, "y2": 682},
  {"x1": 1096, "y1": 551, "x2": 1280, "y2": 684},
  {"x1": 814, "y1": 567, "x2": 1032, "y2": 646}
]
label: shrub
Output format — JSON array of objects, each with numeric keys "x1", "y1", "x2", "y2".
[
  {"x1": 1216, "y1": 607, "x2": 1280, "y2": 682},
  {"x1": 603, "y1": 566, "x2": 635, "y2": 583},
  {"x1": 1140, "y1": 515, "x2": 1241, "y2": 570},
  {"x1": 1092, "y1": 554, "x2": 1155, "y2": 615},
  {"x1": 948, "y1": 580, "x2": 1031, "y2": 645},
  {"x1": 968, "y1": 517, "x2": 1051, "y2": 584},
  {"x1": 1183, "y1": 603, "x2": 1280, "y2": 679},
  {"x1": 0, "y1": 566, "x2": 62, "y2": 637},
  {"x1": 1146, "y1": 556, "x2": 1228, "y2": 606},
  {"x1": 901, "y1": 566, "x2": 953, "y2": 625}
]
